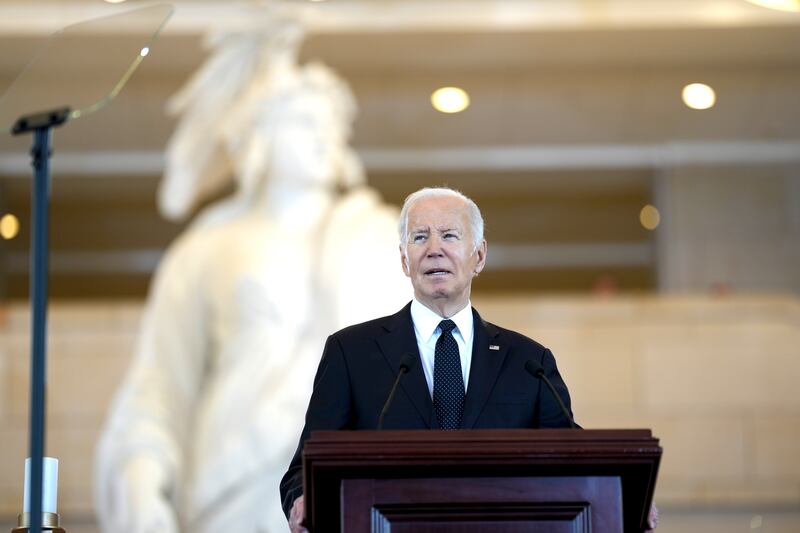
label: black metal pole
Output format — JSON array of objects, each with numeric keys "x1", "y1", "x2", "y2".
[{"x1": 28, "y1": 125, "x2": 52, "y2": 533}]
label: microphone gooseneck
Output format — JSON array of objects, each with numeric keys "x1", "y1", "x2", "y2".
[
  {"x1": 377, "y1": 354, "x2": 417, "y2": 430},
  {"x1": 525, "y1": 359, "x2": 578, "y2": 429}
]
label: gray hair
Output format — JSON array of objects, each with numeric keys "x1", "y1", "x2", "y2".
[{"x1": 398, "y1": 187, "x2": 485, "y2": 252}]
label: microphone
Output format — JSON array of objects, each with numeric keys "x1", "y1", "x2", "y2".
[
  {"x1": 378, "y1": 353, "x2": 416, "y2": 430},
  {"x1": 525, "y1": 359, "x2": 578, "y2": 429}
]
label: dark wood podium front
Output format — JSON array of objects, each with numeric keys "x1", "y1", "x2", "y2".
[{"x1": 302, "y1": 429, "x2": 661, "y2": 533}]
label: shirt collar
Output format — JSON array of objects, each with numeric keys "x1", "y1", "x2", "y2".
[{"x1": 411, "y1": 298, "x2": 474, "y2": 344}]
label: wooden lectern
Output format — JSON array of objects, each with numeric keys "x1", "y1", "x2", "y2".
[{"x1": 303, "y1": 429, "x2": 660, "y2": 532}]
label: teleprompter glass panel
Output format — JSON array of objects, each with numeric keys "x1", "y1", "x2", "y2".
[{"x1": 0, "y1": 4, "x2": 173, "y2": 134}]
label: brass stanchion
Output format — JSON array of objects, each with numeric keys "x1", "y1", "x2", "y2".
[{"x1": 11, "y1": 512, "x2": 65, "y2": 533}]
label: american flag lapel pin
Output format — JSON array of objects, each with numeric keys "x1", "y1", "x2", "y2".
[{"x1": 489, "y1": 344, "x2": 500, "y2": 351}]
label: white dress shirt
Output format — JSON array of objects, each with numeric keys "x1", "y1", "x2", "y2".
[{"x1": 410, "y1": 298, "x2": 474, "y2": 396}]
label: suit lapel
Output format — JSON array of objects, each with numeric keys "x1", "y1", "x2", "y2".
[
  {"x1": 376, "y1": 303, "x2": 434, "y2": 428},
  {"x1": 461, "y1": 309, "x2": 508, "y2": 429}
]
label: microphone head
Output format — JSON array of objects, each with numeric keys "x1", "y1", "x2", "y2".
[
  {"x1": 524, "y1": 358, "x2": 544, "y2": 378},
  {"x1": 399, "y1": 353, "x2": 417, "y2": 372}
]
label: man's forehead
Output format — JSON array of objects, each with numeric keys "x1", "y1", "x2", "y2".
[
  {"x1": 409, "y1": 197, "x2": 467, "y2": 219},
  {"x1": 408, "y1": 211, "x2": 466, "y2": 227}
]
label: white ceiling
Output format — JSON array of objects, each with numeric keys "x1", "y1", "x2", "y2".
[
  {"x1": 1, "y1": 0, "x2": 799, "y2": 167},
  {"x1": 1, "y1": 0, "x2": 800, "y2": 34}
]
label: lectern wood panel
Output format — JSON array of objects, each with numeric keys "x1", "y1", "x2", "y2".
[{"x1": 342, "y1": 476, "x2": 622, "y2": 533}]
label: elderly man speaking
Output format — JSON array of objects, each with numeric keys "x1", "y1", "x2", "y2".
[{"x1": 280, "y1": 187, "x2": 577, "y2": 532}]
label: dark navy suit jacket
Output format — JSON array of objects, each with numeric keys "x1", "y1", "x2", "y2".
[{"x1": 279, "y1": 302, "x2": 576, "y2": 516}]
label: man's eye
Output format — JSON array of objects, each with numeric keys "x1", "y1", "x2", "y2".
[
  {"x1": 443, "y1": 233, "x2": 458, "y2": 240},
  {"x1": 413, "y1": 235, "x2": 426, "y2": 242}
]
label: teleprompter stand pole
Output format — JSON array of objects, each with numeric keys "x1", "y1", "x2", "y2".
[{"x1": 12, "y1": 107, "x2": 70, "y2": 533}]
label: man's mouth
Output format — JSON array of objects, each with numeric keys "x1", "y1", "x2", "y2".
[{"x1": 424, "y1": 269, "x2": 451, "y2": 276}]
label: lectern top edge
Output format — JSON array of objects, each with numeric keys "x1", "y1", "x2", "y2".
[{"x1": 308, "y1": 427, "x2": 655, "y2": 443}]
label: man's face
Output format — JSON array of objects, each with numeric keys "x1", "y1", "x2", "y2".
[{"x1": 401, "y1": 195, "x2": 486, "y2": 315}]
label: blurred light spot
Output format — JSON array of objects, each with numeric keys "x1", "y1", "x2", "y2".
[
  {"x1": 640, "y1": 204, "x2": 660, "y2": 231},
  {"x1": 682, "y1": 83, "x2": 716, "y2": 110},
  {"x1": 750, "y1": 514, "x2": 763, "y2": 529},
  {"x1": 745, "y1": 0, "x2": 800, "y2": 12},
  {"x1": 0, "y1": 214, "x2": 20, "y2": 240},
  {"x1": 104, "y1": 0, "x2": 127, "y2": 4},
  {"x1": 431, "y1": 87, "x2": 470, "y2": 114},
  {"x1": 140, "y1": 47, "x2": 150, "y2": 57}
]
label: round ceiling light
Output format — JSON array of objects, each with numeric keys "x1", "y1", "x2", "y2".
[
  {"x1": 682, "y1": 83, "x2": 716, "y2": 110},
  {"x1": 431, "y1": 87, "x2": 470, "y2": 114}
]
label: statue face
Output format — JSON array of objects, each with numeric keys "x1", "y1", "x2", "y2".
[
  {"x1": 222, "y1": 80, "x2": 350, "y2": 198},
  {"x1": 269, "y1": 93, "x2": 343, "y2": 187},
  {"x1": 226, "y1": 88, "x2": 345, "y2": 194}
]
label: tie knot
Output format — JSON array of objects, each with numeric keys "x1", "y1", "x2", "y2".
[{"x1": 439, "y1": 319, "x2": 456, "y2": 334}]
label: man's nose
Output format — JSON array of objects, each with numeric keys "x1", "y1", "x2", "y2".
[{"x1": 425, "y1": 236, "x2": 445, "y2": 256}]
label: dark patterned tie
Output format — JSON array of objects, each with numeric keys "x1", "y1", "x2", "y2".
[{"x1": 433, "y1": 319, "x2": 465, "y2": 429}]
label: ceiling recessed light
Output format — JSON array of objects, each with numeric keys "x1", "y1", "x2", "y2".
[
  {"x1": 0, "y1": 214, "x2": 20, "y2": 240},
  {"x1": 639, "y1": 205, "x2": 661, "y2": 231},
  {"x1": 431, "y1": 87, "x2": 470, "y2": 114},
  {"x1": 682, "y1": 83, "x2": 716, "y2": 110}
]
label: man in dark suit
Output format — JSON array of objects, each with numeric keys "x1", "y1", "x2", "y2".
[{"x1": 280, "y1": 187, "x2": 576, "y2": 532}]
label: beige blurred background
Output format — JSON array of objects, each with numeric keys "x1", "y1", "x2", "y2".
[{"x1": 1, "y1": 1, "x2": 799, "y2": 532}]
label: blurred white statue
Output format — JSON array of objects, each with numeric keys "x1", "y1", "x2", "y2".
[{"x1": 95, "y1": 20, "x2": 410, "y2": 533}]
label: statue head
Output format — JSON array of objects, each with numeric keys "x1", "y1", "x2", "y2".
[
  {"x1": 159, "y1": 20, "x2": 363, "y2": 221},
  {"x1": 220, "y1": 61, "x2": 360, "y2": 201}
]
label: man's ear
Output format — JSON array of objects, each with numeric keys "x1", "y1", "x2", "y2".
[
  {"x1": 473, "y1": 240, "x2": 487, "y2": 275},
  {"x1": 400, "y1": 245, "x2": 410, "y2": 277}
]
